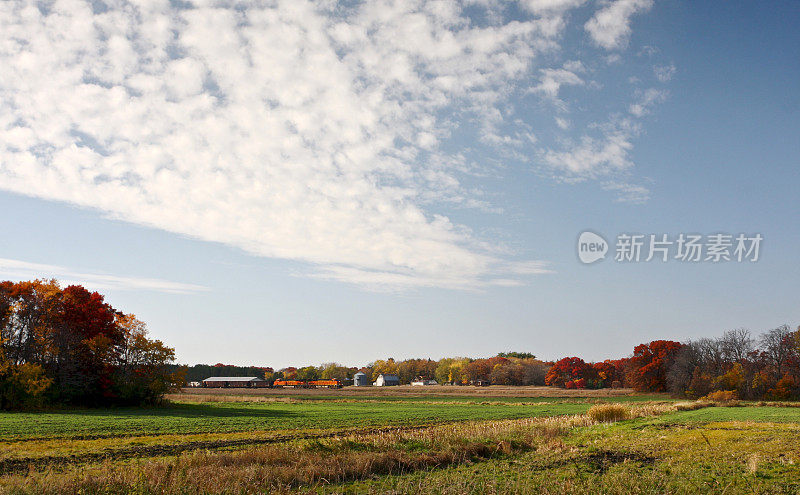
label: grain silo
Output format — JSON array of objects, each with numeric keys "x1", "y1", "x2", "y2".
[{"x1": 353, "y1": 371, "x2": 370, "y2": 386}]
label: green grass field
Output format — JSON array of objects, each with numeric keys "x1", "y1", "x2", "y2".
[
  {"x1": 0, "y1": 398, "x2": 592, "y2": 440},
  {"x1": 1, "y1": 393, "x2": 799, "y2": 494},
  {"x1": 655, "y1": 405, "x2": 800, "y2": 424}
]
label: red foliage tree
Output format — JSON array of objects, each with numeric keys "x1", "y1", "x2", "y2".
[
  {"x1": 626, "y1": 340, "x2": 685, "y2": 392},
  {"x1": 592, "y1": 360, "x2": 622, "y2": 388},
  {"x1": 545, "y1": 357, "x2": 596, "y2": 388},
  {"x1": 52, "y1": 286, "x2": 122, "y2": 403}
]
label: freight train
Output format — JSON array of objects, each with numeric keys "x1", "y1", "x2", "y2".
[{"x1": 271, "y1": 378, "x2": 344, "y2": 389}]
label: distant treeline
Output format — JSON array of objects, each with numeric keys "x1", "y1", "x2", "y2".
[
  {"x1": 196, "y1": 325, "x2": 800, "y2": 401},
  {"x1": 0, "y1": 280, "x2": 182, "y2": 410},
  {"x1": 184, "y1": 358, "x2": 551, "y2": 386}
]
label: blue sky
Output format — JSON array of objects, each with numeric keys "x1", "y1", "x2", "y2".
[{"x1": 0, "y1": 0, "x2": 797, "y2": 367}]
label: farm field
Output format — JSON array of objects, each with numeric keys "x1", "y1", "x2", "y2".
[
  {"x1": 176, "y1": 385, "x2": 642, "y2": 398},
  {"x1": 1, "y1": 390, "x2": 799, "y2": 494},
  {"x1": 0, "y1": 396, "x2": 595, "y2": 441},
  {"x1": 0, "y1": 391, "x2": 615, "y2": 469}
]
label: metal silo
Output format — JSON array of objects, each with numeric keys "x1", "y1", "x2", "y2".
[{"x1": 353, "y1": 371, "x2": 369, "y2": 386}]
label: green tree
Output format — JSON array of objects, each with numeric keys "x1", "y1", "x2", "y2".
[
  {"x1": 296, "y1": 366, "x2": 320, "y2": 381},
  {"x1": 497, "y1": 352, "x2": 536, "y2": 359},
  {"x1": 319, "y1": 362, "x2": 350, "y2": 380}
]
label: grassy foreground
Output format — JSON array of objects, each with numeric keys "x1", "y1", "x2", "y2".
[
  {"x1": 339, "y1": 405, "x2": 800, "y2": 494},
  {"x1": 0, "y1": 392, "x2": 799, "y2": 494}
]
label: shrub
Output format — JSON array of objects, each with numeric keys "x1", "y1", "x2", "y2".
[
  {"x1": 587, "y1": 404, "x2": 630, "y2": 423},
  {"x1": 702, "y1": 390, "x2": 738, "y2": 403},
  {"x1": 675, "y1": 401, "x2": 713, "y2": 411}
]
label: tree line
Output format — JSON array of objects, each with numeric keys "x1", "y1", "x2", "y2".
[
  {"x1": 189, "y1": 357, "x2": 552, "y2": 386},
  {"x1": 198, "y1": 325, "x2": 800, "y2": 401},
  {"x1": 542, "y1": 326, "x2": 800, "y2": 400},
  {"x1": 0, "y1": 280, "x2": 183, "y2": 409}
]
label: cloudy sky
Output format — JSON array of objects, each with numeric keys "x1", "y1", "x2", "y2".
[{"x1": 1, "y1": 0, "x2": 798, "y2": 367}]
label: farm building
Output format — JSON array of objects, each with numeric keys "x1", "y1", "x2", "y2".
[
  {"x1": 410, "y1": 379, "x2": 438, "y2": 386},
  {"x1": 202, "y1": 376, "x2": 268, "y2": 388},
  {"x1": 374, "y1": 374, "x2": 400, "y2": 386},
  {"x1": 353, "y1": 371, "x2": 370, "y2": 386}
]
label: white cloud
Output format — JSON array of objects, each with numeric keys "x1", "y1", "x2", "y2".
[
  {"x1": 0, "y1": 258, "x2": 208, "y2": 294},
  {"x1": 309, "y1": 259, "x2": 553, "y2": 292},
  {"x1": 628, "y1": 88, "x2": 667, "y2": 117},
  {"x1": 0, "y1": 0, "x2": 566, "y2": 290},
  {"x1": 542, "y1": 124, "x2": 635, "y2": 176},
  {"x1": 520, "y1": 0, "x2": 586, "y2": 14},
  {"x1": 0, "y1": 0, "x2": 662, "y2": 289},
  {"x1": 654, "y1": 63, "x2": 677, "y2": 82},
  {"x1": 585, "y1": 0, "x2": 653, "y2": 50},
  {"x1": 532, "y1": 67, "x2": 585, "y2": 100},
  {"x1": 602, "y1": 181, "x2": 650, "y2": 203},
  {"x1": 538, "y1": 80, "x2": 666, "y2": 202}
]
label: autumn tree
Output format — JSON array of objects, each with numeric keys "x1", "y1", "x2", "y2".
[
  {"x1": 545, "y1": 357, "x2": 595, "y2": 388},
  {"x1": 2, "y1": 280, "x2": 62, "y2": 366},
  {"x1": 46, "y1": 285, "x2": 122, "y2": 404},
  {"x1": 592, "y1": 360, "x2": 622, "y2": 388},
  {"x1": 319, "y1": 362, "x2": 350, "y2": 380},
  {"x1": 115, "y1": 314, "x2": 183, "y2": 404},
  {"x1": 369, "y1": 358, "x2": 398, "y2": 381},
  {"x1": 435, "y1": 357, "x2": 469, "y2": 385},
  {"x1": 0, "y1": 280, "x2": 179, "y2": 409},
  {"x1": 0, "y1": 338, "x2": 51, "y2": 409},
  {"x1": 626, "y1": 340, "x2": 684, "y2": 392},
  {"x1": 397, "y1": 358, "x2": 437, "y2": 383},
  {"x1": 463, "y1": 357, "x2": 508, "y2": 384}
]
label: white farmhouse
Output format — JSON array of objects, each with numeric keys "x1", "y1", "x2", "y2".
[
  {"x1": 373, "y1": 374, "x2": 400, "y2": 386},
  {"x1": 410, "y1": 379, "x2": 438, "y2": 386}
]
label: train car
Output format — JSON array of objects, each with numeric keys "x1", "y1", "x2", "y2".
[
  {"x1": 307, "y1": 379, "x2": 343, "y2": 389},
  {"x1": 272, "y1": 379, "x2": 307, "y2": 388}
]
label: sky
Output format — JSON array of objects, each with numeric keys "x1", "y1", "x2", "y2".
[{"x1": 0, "y1": 0, "x2": 798, "y2": 368}]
